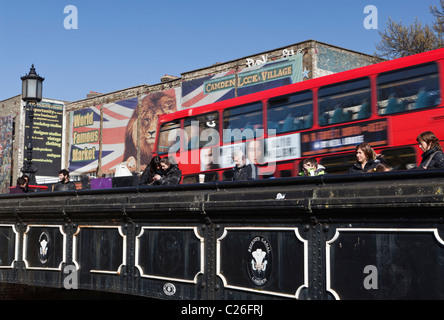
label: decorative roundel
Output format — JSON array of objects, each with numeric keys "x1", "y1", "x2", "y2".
[{"x1": 246, "y1": 236, "x2": 272, "y2": 286}]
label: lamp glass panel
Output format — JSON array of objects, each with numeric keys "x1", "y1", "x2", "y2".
[{"x1": 26, "y1": 79, "x2": 37, "y2": 99}]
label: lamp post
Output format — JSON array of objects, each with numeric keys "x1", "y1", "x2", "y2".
[{"x1": 21, "y1": 65, "x2": 44, "y2": 185}]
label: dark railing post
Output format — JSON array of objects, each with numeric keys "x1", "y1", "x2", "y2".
[{"x1": 21, "y1": 101, "x2": 38, "y2": 185}]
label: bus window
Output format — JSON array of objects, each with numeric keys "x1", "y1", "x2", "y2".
[
  {"x1": 319, "y1": 154, "x2": 357, "y2": 174},
  {"x1": 377, "y1": 63, "x2": 440, "y2": 115},
  {"x1": 267, "y1": 90, "x2": 313, "y2": 134},
  {"x1": 379, "y1": 147, "x2": 416, "y2": 170},
  {"x1": 223, "y1": 102, "x2": 263, "y2": 143},
  {"x1": 318, "y1": 77, "x2": 371, "y2": 125},
  {"x1": 157, "y1": 120, "x2": 181, "y2": 155},
  {"x1": 184, "y1": 112, "x2": 219, "y2": 150}
]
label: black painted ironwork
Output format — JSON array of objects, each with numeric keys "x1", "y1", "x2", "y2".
[{"x1": 1, "y1": 169, "x2": 444, "y2": 299}]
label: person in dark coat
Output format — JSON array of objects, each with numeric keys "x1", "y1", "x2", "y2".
[
  {"x1": 9, "y1": 177, "x2": 28, "y2": 194},
  {"x1": 53, "y1": 169, "x2": 77, "y2": 191},
  {"x1": 139, "y1": 156, "x2": 163, "y2": 185},
  {"x1": 349, "y1": 142, "x2": 385, "y2": 173},
  {"x1": 154, "y1": 157, "x2": 182, "y2": 185},
  {"x1": 416, "y1": 131, "x2": 444, "y2": 169},
  {"x1": 21, "y1": 175, "x2": 30, "y2": 192},
  {"x1": 232, "y1": 149, "x2": 258, "y2": 181}
]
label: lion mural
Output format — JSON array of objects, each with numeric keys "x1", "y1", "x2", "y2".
[{"x1": 124, "y1": 91, "x2": 177, "y2": 167}]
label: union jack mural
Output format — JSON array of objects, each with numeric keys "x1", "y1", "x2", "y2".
[{"x1": 68, "y1": 98, "x2": 138, "y2": 175}]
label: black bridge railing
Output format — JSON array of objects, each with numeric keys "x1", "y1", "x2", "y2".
[{"x1": 0, "y1": 169, "x2": 444, "y2": 300}]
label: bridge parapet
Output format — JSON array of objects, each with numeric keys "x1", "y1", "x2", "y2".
[{"x1": 1, "y1": 169, "x2": 444, "y2": 300}]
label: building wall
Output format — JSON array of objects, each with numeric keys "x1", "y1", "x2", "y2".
[
  {"x1": 312, "y1": 42, "x2": 383, "y2": 78},
  {"x1": 0, "y1": 96, "x2": 25, "y2": 187},
  {"x1": 0, "y1": 96, "x2": 66, "y2": 186}
]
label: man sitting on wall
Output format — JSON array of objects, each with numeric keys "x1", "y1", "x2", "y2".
[
  {"x1": 9, "y1": 177, "x2": 29, "y2": 194},
  {"x1": 53, "y1": 169, "x2": 77, "y2": 191},
  {"x1": 232, "y1": 149, "x2": 258, "y2": 181}
]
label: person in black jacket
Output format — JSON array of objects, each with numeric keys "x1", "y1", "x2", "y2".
[
  {"x1": 417, "y1": 131, "x2": 444, "y2": 169},
  {"x1": 349, "y1": 142, "x2": 385, "y2": 173},
  {"x1": 139, "y1": 156, "x2": 163, "y2": 185},
  {"x1": 54, "y1": 169, "x2": 77, "y2": 191},
  {"x1": 232, "y1": 149, "x2": 258, "y2": 181},
  {"x1": 9, "y1": 177, "x2": 28, "y2": 194},
  {"x1": 154, "y1": 157, "x2": 182, "y2": 185}
]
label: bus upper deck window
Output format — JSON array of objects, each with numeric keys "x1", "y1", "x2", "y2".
[
  {"x1": 267, "y1": 90, "x2": 313, "y2": 134},
  {"x1": 223, "y1": 102, "x2": 263, "y2": 143},
  {"x1": 157, "y1": 121, "x2": 181, "y2": 154},
  {"x1": 377, "y1": 63, "x2": 440, "y2": 115},
  {"x1": 318, "y1": 77, "x2": 371, "y2": 126},
  {"x1": 184, "y1": 112, "x2": 219, "y2": 150}
]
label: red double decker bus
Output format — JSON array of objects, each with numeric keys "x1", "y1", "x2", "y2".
[{"x1": 155, "y1": 48, "x2": 444, "y2": 184}]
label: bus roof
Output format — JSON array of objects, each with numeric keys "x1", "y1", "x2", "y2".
[{"x1": 158, "y1": 48, "x2": 444, "y2": 124}]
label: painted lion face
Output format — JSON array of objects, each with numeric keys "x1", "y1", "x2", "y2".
[
  {"x1": 124, "y1": 91, "x2": 177, "y2": 165},
  {"x1": 141, "y1": 93, "x2": 176, "y2": 146}
]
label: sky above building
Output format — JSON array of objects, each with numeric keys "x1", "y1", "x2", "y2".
[{"x1": 0, "y1": 0, "x2": 439, "y2": 103}]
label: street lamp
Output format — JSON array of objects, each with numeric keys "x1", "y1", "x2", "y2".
[{"x1": 21, "y1": 65, "x2": 44, "y2": 185}]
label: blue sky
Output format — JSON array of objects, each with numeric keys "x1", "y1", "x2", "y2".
[{"x1": 0, "y1": 0, "x2": 440, "y2": 103}]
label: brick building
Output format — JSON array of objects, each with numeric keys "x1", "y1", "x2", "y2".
[{"x1": 0, "y1": 95, "x2": 66, "y2": 191}]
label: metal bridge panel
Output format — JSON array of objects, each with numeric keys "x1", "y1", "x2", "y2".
[
  {"x1": 216, "y1": 227, "x2": 307, "y2": 299},
  {"x1": 23, "y1": 225, "x2": 66, "y2": 271},
  {"x1": 326, "y1": 226, "x2": 444, "y2": 300},
  {"x1": 135, "y1": 226, "x2": 204, "y2": 284},
  {"x1": 0, "y1": 170, "x2": 444, "y2": 299},
  {"x1": 0, "y1": 224, "x2": 18, "y2": 269}
]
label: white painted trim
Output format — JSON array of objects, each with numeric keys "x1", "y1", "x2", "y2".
[
  {"x1": 72, "y1": 225, "x2": 126, "y2": 275},
  {"x1": 135, "y1": 226, "x2": 204, "y2": 284},
  {"x1": 22, "y1": 224, "x2": 66, "y2": 271},
  {"x1": 0, "y1": 224, "x2": 19, "y2": 269},
  {"x1": 325, "y1": 227, "x2": 444, "y2": 300},
  {"x1": 216, "y1": 226, "x2": 308, "y2": 299}
]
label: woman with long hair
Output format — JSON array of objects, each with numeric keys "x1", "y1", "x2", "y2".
[
  {"x1": 154, "y1": 157, "x2": 182, "y2": 185},
  {"x1": 416, "y1": 131, "x2": 444, "y2": 169},
  {"x1": 139, "y1": 156, "x2": 162, "y2": 185},
  {"x1": 349, "y1": 142, "x2": 385, "y2": 173}
]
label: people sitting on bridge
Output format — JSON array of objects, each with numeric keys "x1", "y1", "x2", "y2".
[
  {"x1": 416, "y1": 131, "x2": 444, "y2": 169},
  {"x1": 9, "y1": 177, "x2": 29, "y2": 194},
  {"x1": 349, "y1": 142, "x2": 387, "y2": 173},
  {"x1": 152, "y1": 157, "x2": 182, "y2": 185},
  {"x1": 232, "y1": 149, "x2": 258, "y2": 181},
  {"x1": 298, "y1": 158, "x2": 326, "y2": 176},
  {"x1": 54, "y1": 169, "x2": 77, "y2": 191},
  {"x1": 139, "y1": 156, "x2": 163, "y2": 185}
]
